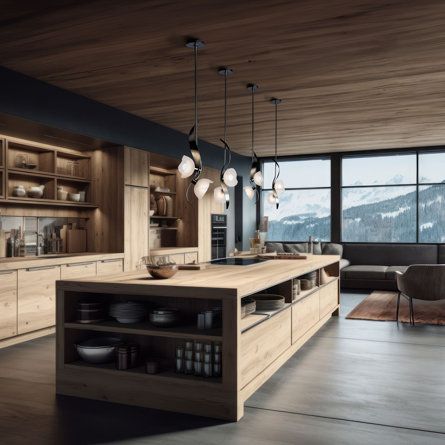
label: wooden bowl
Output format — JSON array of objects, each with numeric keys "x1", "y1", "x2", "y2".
[{"x1": 146, "y1": 264, "x2": 178, "y2": 279}]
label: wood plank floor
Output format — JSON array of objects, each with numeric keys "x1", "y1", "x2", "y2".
[{"x1": 0, "y1": 291, "x2": 444, "y2": 445}]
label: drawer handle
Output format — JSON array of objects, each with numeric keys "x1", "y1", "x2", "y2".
[
  {"x1": 0, "y1": 270, "x2": 15, "y2": 275},
  {"x1": 67, "y1": 262, "x2": 94, "y2": 267},
  {"x1": 100, "y1": 259, "x2": 121, "y2": 263},
  {"x1": 26, "y1": 265, "x2": 58, "y2": 271}
]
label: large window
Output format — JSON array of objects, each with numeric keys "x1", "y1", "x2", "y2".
[
  {"x1": 261, "y1": 158, "x2": 331, "y2": 241},
  {"x1": 342, "y1": 151, "x2": 445, "y2": 243}
]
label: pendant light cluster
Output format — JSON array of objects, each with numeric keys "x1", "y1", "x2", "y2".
[
  {"x1": 178, "y1": 37, "x2": 285, "y2": 210},
  {"x1": 267, "y1": 98, "x2": 285, "y2": 209}
]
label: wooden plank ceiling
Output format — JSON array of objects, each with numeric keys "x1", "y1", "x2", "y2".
[{"x1": 1, "y1": 0, "x2": 445, "y2": 156}]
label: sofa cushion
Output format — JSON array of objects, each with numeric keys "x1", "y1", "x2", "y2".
[
  {"x1": 284, "y1": 243, "x2": 308, "y2": 254},
  {"x1": 313, "y1": 242, "x2": 322, "y2": 255},
  {"x1": 266, "y1": 242, "x2": 285, "y2": 253},
  {"x1": 322, "y1": 242, "x2": 343, "y2": 257},
  {"x1": 342, "y1": 244, "x2": 438, "y2": 266},
  {"x1": 385, "y1": 265, "x2": 409, "y2": 281},
  {"x1": 343, "y1": 265, "x2": 388, "y2": 280},
  {"x1": 340, "y1": 259, "x2": 350, "y2": 270}
]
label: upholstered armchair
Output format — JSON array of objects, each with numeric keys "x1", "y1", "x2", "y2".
[{"x1": 395, "y1": 265, "x2": 445, "y2": 325}]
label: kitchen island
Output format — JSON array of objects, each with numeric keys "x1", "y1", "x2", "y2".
[{"x1": 56, "y1": 255, "x2": 340, "y2": 421}]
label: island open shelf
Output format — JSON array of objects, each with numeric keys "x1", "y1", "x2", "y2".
[{"x1": 56, "y1": 254, "x2": 340, "y2": 421}]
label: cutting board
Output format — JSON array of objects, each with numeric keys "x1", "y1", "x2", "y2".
[{"x1": 66, "y1": 229, "x2": 87, "y2": 253}]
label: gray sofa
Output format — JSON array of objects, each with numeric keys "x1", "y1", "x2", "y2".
[
  {"x1": 265, "y1": 241, "x2": 445, "y2": 291},
  {"x1": 265, "y1": 241, "x2": 350, "y2": 270},
  {"x1": 341, "y1": 243, "x2": 444, "y2": 291}
]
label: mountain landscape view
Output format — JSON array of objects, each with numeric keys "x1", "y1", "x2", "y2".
[{"x1": 265, "y1": 183, "x2": 445, "y2": 243}]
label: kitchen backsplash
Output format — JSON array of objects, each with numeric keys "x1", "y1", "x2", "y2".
[{"x1": 0, "y1": 216, "x2": 88, "y2": 258}]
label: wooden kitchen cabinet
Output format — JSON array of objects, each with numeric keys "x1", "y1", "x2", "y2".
[
  {"x1": 0, "y1": 270, "x2": 17, "y2": 339},
  {"x1": 124, "y1": 147, "x2": 149, "y2": 187},
  {"x1": 292, "y1": 291, "x2": 319, "y2": 343},
  {"x1": 319, "y1": 280, "x2": 339, "y2": 318},
  {"x1": 97, "y1": 259, "x2": 124, "y2": 276},
  {"x1": 124, "y1": 186, "x2": 149, "y2": 271},
  {"x1": 60, "y1": 261, "x2": 97, "y2": 279},
  {"x1": 18, "y1": 265, "x2": 60, "y2": 334}
]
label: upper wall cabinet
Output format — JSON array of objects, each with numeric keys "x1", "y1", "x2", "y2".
[{"x1": 124, "y1": 147, "x2": 149, "y2": 188}]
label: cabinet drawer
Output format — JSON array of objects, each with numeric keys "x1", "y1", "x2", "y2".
[
  {"x1": 18, "y1": 266, "x2": 60, "y2": 334},
  {"x1": 168, "y1": 254, "x2": 185, "y2": 265},
  {"x1": 61, "y1": 262, "x2": 97, "y2": 280},
  {"x1": 184, "y1": 252, "x2": 198, "y2": 264},
  {"x1": 319, "y1": 280, "x2": 339, "y2": 318},
  {"x1": 240, "y1": 308, "x2": 291, "y2": 387},
  {"x1": 96, "y1": 259, "x2": 123, "y2": 276},
  {"x1": 0, "y1": 270, "x2": 17, "y2": 339},
  {"x1": 292, "y1": 291, "x2": 319, "y2": 343}
]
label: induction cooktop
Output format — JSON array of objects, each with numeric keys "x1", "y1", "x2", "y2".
[{"x1": 210, "y1": 257, "x2": 270, "y2": 266}]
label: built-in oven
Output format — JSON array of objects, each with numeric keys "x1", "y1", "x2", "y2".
[{"x1": 211, "y1": 214, "x2": 227, "y2": 260}]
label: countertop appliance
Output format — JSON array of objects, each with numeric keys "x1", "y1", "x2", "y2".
[
  {"x1": 211, "y1": 214, "x2": 227, "y2": 260},
  {"x1": 210, "y1": 257, "x2": 270, "y2": 266}
]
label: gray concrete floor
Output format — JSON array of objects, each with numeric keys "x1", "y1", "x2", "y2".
[{"x1": 0, "y1": 291, "x2": 444, "y2": 445}]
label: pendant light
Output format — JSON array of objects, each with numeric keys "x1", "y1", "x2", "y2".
[
  {"x1": 244, "y1": 83, "x2": 262, "y2": 200},
  {"x1": 177, "y1": 38, "x2": 212, "y2": 199},
  {"x1": 214, "y1": 67, "x2": 237, "y2": 209},
  {"x1": 268, "y1": 98, "x2": 285, "y2": 209}
]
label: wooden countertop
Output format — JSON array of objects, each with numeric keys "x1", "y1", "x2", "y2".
[
  {"x1": 57, "y1": 254, "x2": 340, "y2": 299},
  {"x1": 150, "y1": 247, "x2": 198, "y2": 255},
  {"x1": 0, "y1": 252, "x2": 124, "y2": 271}
]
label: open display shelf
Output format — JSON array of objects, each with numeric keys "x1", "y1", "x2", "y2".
[
  {"x1": 65, "y1": 360, "x2": 222, "y2": 384},
  {"x1": 1, "y1": 137, "x2": 94, "y2": 208},
  {"x1": 65, "y1": 320, "x2": 222, "y2": 342}
]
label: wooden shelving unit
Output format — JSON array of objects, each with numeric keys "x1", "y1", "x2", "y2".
[{"x1": 2, "y1": 136, "x2": 95, "y2": 207}]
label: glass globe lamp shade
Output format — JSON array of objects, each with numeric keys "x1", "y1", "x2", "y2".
[
  {"x1": 244, "y1": 186, "x2": 255, "y2": 200},
  {"x1": 274, "y1": 179, "x2": 285, "y2": 195},
  {"x1": 213, "y1": 185, "x2": 226, "y2": 203},
  {"x1": 193, "y1": 178, "x2": 212, "y2": 199},
  {"x1": 253, "y1": 170, "x2": 263, "y2": 187},
  {"x1": 178, "y1": 155, "x2": 195, "y2": 178},
  {"x1": 222, "y1": 168, "x2": 238, "y2": 187},
  {"x1": 267, "y1": 191, "x2": 277, "y2": 205}
]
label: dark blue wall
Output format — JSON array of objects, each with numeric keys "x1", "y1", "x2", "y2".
[{"x1": 0, "y1": 66, "x2": 256, "y2": 249}]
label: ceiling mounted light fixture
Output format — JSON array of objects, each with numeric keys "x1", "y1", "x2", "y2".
[
  {"x1": 244, "y1": 83, "x2": 262, "y2": 200},
  {"x1": 214, "y1": 67, "x2": 237, "y2": 209},
  {"x1": 268, "y1": 98, "x2": 285, "y2": 209},
  {"x1": 177, "y1": 38, "x2": 212, "y2": 199}
]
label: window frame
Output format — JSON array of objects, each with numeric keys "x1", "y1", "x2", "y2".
[{"x1": 260, "y1": 155, "x2": 332, "y2": 242}]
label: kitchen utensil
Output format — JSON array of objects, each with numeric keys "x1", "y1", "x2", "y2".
[
  {"x1": 57, "y1": 187, "x2": 68, "y2": 200},
  {"x1": 156, "y1": 195, "x2": 167, "y2": 216},
  {"x1": 145, "y1": 360, "x2": 160, "y2": 374},
  {"x1": 149, "y1": 308, "x2": 180, "y2": 327},
  {"x1": 76, "y1": 337, "x2": 121, "y2": 364},
  {"x1": 79, "y1": 191, "x2": 86, "y2": 202},
  {"x1": 253, "y1": 294, "x2": 285, "y2": 311},
  {"x1": 300, "y1": 279, "x2": 314, "y2": 290}
]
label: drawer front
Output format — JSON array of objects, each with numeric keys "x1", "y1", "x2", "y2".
[
  {"x1": 319, "y1": 280, "x2": 339, "y2": 318},
  {"x1": 0, "y1": 270, "x2": 18, "y2": 339},
  {"x1": 292, "y1": 291, "x2": 319, "y2": 343},
  {"x1": 96, "y1": 259, "x2": 124, "y2": 276},
  {"x1": 184, "y1": 252, "x2": 198, "y2": 264},
  {"x1": 240, "y1": 308, "x2": 291, "y2": 387},
  {"x1": 61, "y1": 262, "x2": 97, "y2": 280},
  {"x1": 18, "y1": 266, "x2": 60, "y2": 334},
  {"x1": 168, "y1": 254, "x2": 185, "y2": 265}
]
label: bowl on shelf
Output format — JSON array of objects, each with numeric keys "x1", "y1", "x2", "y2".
[
  {"x1": 300, "y1": 279, "x2": 314, "y2": 290},
  {"x1": 252, "y1": 294, "x2": 285, "y2": 311},
  {"x1": 149, "y1": 209, "x2": 155, "y2": 217},
  {"x1": 109, "y1": 301, "x2": 147, "y2": 324},
  {"x1": 12, "y1": 185, "x2": 26, "y2": 197},
  {"x1": 68, "y1": 192, "x2": 81, "y2": 202},
  {"x1": 76, "y1": 301, "x2": 105, "y2": 324},
  {"x1": 149, "y1": 308, "x2": 181, "y2": 327},
  {"x1": 27, "y1": 185, "x2": 44, "y2": 199},
  {"x1": 75, "y1": 336, "x2": 121, "y2": 364}
]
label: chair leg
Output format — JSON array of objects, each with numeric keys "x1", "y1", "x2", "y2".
[
  {"x1": 410, "y1": 297, "x2": 415, "y2": 326},
  {"x1": 396, "y1": 292, "x2": 401, "y2": 324}
]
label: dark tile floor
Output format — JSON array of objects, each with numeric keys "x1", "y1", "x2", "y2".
[{"x1": 0, "y1": 291, "x2": 444, "y2": 445}]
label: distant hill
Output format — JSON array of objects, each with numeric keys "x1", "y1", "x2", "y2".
[{"x1": 267, "y1": 184, "x2": 445, "y2": 243}]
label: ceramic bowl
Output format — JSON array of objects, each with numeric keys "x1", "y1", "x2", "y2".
[
  {"x1": 12, "y1": 186, "x2": 26, "y2": 197},
  {"x1": 68, "y1": 193, "x2": 81, "y2": 202},
  {"x1": 146, "y1": 264, "x2": 178, "y2": 279},
  {"x1": 27, "y1": 186, "x2": 44, "y2": 199},
  {"x1": 149, "y1": 308, "x2": 180, "y2": 327},
  {"x1": 76, "y1": 337, "x2": 121, "y2": 363}
]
